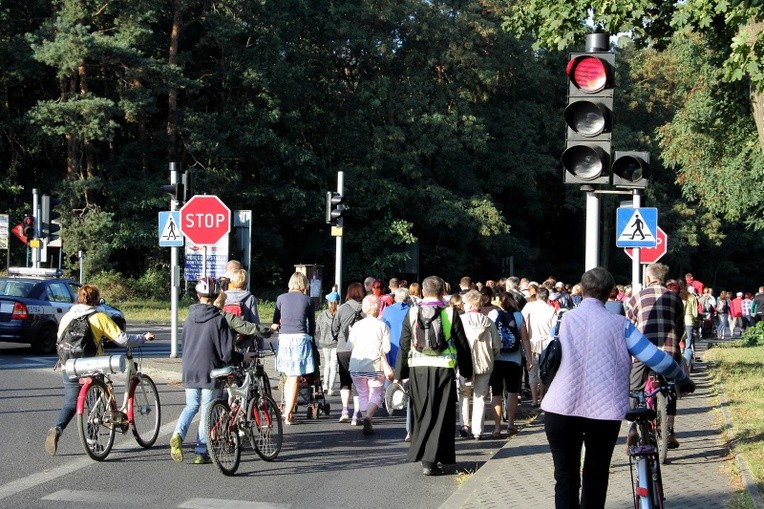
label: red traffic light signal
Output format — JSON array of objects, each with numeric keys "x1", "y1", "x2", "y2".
[
  {"x1": 562, "y1": 44, "x2": 614, "y2": 185},
  {"x1": 22, "y1": 215, "x2": 35, "y2": 239}
]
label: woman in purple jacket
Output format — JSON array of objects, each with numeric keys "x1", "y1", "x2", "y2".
[{"x1": 541, "y1": 267, "x2": 695, "y2": 509}]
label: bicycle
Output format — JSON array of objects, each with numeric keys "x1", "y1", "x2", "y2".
[
  {"x1": 67, "y1": 346, "x2": 161, "y2": 461},
  {"x1": 205, "y1": 350, "x2": 283, "y2": 476},
  {"x1": 644, "y1": 374, "x2": 674, "y2": 464},
  {"x1": 626, "y1": 380, "x2": 674, "y2": 509}
]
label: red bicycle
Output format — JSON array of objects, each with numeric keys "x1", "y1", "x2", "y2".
[{"x1": 68, "y1": 346, "x2": 161, "y2": 461}]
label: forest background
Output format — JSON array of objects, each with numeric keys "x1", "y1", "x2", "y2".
[{"x1": 2, "y1": 0, "x2": 763, "y2": 300}]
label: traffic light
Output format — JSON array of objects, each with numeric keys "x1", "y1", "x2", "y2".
[
  {"x1": 40, "y1": 194, "x2": 62, "y2": 242},
  {"x1": 562, "y1": 42, "x2": 615, "y2": 185},
  {"x1": 325, "y1": 192, "x2": 344, "y2": 225},
  {"x1": 161, "y1": 181, "x2": 184, "y2": 202},
  {"x1": 612, "y1": 151, "x2": 649, "y2": 188},
  {"x1": 181, "y1": 170, "x2": 193, "y2": 203},
  {"x1": 22, "y1": 215, "x2": 35, "y2": 240}
]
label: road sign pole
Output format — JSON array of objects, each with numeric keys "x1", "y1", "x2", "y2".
[
  {"x1": 169, "y1": 163, "x2": 180, "y2": 358},
  {"x1": 584, "y1": 189, "x2": 599, "y2": 271},
  {"x1": 631, "y1": 191, "x2": 642, "y2": 293},
  {"x1": 335, "y1": 171, "x2": 344, "y2": 292}
]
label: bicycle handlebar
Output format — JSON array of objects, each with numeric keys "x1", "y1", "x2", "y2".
[{"x1": 629, "y1": 381, "x2": 675, "y2": 402}]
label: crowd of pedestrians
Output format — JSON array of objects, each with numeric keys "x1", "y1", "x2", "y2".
[{"x1": 46, "y1": 258, "x2": 763, "y2": 507}]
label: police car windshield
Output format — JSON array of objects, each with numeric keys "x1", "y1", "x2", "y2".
[{"x1": 0, "y1": 279, "x2": 36, "y2": 298}]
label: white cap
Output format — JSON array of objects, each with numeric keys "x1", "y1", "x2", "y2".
[{"x1": 737, "y1": 292, "x2": 743, "y2": 297}]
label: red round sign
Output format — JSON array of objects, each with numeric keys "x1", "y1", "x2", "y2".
[
  {"x1": 179, "y1": 195, "x2": 231, "y2": 246},
  {"x1": 625, "y1": 226, "x2": 667, "y2": 264}
]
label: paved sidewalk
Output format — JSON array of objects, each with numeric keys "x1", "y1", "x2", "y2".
[{"x1": 441, "y1": 342, "x2": 737, "y2": 508}]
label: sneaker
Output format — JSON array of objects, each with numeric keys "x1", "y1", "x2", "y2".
[
  {"x1": 351, "y1": 414, "x2": 360, "y2": 426},
  {"x1": 667, "y1": 432, "x2": 680, "y2": 449},
  {"x1": 338, "y1": 411, "x2": 350, "y2": 423},
  {"x1": 362, "y1": 417, "x2": 374, "y2": 435},
  {"x1": 459, "y1": 426, "x2": 471, "y2": 438},
  {"x1": 170, "y1": 434, "x2": 183, "y2": 463},
  {"x1": 45, "y1": 427, "x2": 61, "y2": 457},
  {"x1": 193, "y1": 453, "x2": 211, "y2": 464}
]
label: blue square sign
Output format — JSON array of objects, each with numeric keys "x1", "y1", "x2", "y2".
[{"x1": 616, "y1": 208, "x2": 658, "y2": 248}]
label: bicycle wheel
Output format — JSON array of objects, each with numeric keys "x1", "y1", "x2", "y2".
[
  {"x1": 205, "y1": 399, "x2": 241, "y2": 476},
  {"x1": 77, "y1": 380, "x2": 116, "y2": 461},
  {"x1": 131, "y1": 374, "x2": 161, "y2": 448},
  {"x1": 249, "y1": 394, "x2": 283, "y2": 461},
  {"x1": 655, "y1": 391, "x2": 669, "y2": 464}
]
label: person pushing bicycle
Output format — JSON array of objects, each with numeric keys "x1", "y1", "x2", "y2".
[{"x1": 45, "y1": 284, "x2": 155, "y2": 457}]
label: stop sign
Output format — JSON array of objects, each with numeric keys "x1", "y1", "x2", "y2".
[
  {"x1": 179, "y1": 195, "x2": 231, "y2": 246},
  {"x1": 625, "y1": 226, "x2": 667, "y2": 264}
]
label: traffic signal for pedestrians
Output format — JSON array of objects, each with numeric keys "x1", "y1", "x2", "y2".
[
  {"x1": 612, "y1": 151, "x2": 649, "y2": 189},
  {"x1": 22, "y1": 215, "x2": 35, "y2": 240},
  {"x1": 41, "y1": 194, "x2": 62, "y2": 242},
  {"x1": 325, "y1": 192, "x2": 344, "y2": 226},
  {"x1": 562, "y1": 40, "x2": 615, "y2": 185}
]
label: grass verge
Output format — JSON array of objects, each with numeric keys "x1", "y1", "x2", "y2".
[
  {"x1": 704, "y1": 322, "x2": 764, "y2": 508},
  {"x1": 116, "y1": 298, "x2": 276, "y2": 325}
]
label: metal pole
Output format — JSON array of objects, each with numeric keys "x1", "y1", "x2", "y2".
[
  {"x1": 32, "y1": 188, "x2": 40, "y2": 269},
  {"x1": 584, "y1": 189, "x2": 600, "y2": 270},
  {"x1": 169, "y1": 163, "x2": 180, "y2": 358},
  {"x1": 632, "y1": 191, "x2": 642, "y2": 293},
  {"x1": 78, "y1": 250, "x2": 84, "y2": 283},
  {"x1": 334, "y1": 171, "x2": 344, "y2": 293}
]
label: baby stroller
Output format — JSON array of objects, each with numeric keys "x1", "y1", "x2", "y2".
[{"x1": 279, "y1": 338, "x2": 331, "y2": 419}]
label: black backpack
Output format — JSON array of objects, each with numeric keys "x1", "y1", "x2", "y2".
[
  {"x1": 496, "y1": 309, "x2": 520, "y2": 353},
  {"x1": 412, "y1": 306, "x2": 449, "y2": 355},
  {"x1": 57, "y1": 312, "x2": 97, "y2": 364}
]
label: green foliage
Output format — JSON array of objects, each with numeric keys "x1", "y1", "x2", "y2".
[{"x1": 741, "y1": 322, "x2": 764, "y2": 347}]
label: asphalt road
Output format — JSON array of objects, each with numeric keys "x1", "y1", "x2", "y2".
[{"x1": 0, "y1": 325, "x2": 506, "y2": 509}]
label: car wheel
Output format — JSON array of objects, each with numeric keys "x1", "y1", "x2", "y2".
[{"x1": 33, "y1": 323, "x2": 58, "y2": 354}]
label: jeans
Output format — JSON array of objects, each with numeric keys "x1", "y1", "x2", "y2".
[
  {"x1": 321, "y1": 346, "x2": 338, "y2": 391},
  {"x1": 54, "y1": 372, "x2": 82, "y2": 432},
  {"x1": 544, "y1": 411, "x2": 621, "y2": 509},
  {"x1": 684, "y1": 324, "x2": 695, "y2": 350},
  {"x1": 717, "y1": 313, "x2": 729, "y2": 338},
  {"x1": 173, "y1": 388, "x2": 222, "y2": 455}
]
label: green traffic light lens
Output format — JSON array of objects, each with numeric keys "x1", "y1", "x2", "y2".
[{"x1": 562, "y1": 145, "x2": 606, "y2": 179}]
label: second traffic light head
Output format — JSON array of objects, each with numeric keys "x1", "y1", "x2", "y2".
[
  {"x1": 612, "y1": 151, "x2": 650, "y2": 188},
  {"x1": 325, "y1": 192, "x2": 344, "y2": 225}
]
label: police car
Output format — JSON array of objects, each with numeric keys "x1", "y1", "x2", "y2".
[{"x1": 0, "y1": 267, "x2": 126, "y2": 354}]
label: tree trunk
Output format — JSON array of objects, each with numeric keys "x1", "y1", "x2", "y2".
[
  {"x1": 746, "y1": 21, "x2": 764, "y2": 150},
  {"x1": 167, "y1": 1, "x2": 184, "y2": 161}
]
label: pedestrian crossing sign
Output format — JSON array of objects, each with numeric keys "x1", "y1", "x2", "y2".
[
  {"x1": 616, "y1": 207, "x2": 658, "y2": 248},
  {"x1": 158, "y1": 211, "x2": 184, "y2": 247}
]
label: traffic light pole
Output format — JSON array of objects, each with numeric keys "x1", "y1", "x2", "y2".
[
  {"x1": 631, "y1": 191, "x2": 642, "y2": 292},
  {"x1": 32, "y1": 188, "x2": 40, "y2": 269},
  {"x1": 584, "y1": 187, "x2": 600, "y2": 270},
  {"x1": 334, "y1": 171, "x2": 344, "y2": 293},
  {"x1": 169, "y1": 163, "x2": 180, "y2": 358}
]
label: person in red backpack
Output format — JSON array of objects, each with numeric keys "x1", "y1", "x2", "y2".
[{"x1": 223, "y1": 268, "x2": 261, "y2": 349}]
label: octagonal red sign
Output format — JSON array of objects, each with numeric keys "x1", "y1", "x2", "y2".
[
  {"x1": 625, "y1": 226, "x2": 667, "y2": 264},
  {"x1": 179, "y1": 195, "x2": 231, "y2": 246}
]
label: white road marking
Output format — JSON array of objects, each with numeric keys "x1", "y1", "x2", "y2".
[
  {"x1": 42, "y1": 489, "x2": 148, "y2": 505},
  {"x1": 179, "y1": 499, "x2": 290, "y2": 509},
  {"x1": 0, "y1": 419, "x2": 179, "y2": 502}
]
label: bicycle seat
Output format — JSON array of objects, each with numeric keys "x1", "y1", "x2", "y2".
[
  {"x1": 210, "y1": 366, "x2": 235, "y2": 379},
  {"x1": 624, "y1": 407, "x2": 656, "y2": 422}
]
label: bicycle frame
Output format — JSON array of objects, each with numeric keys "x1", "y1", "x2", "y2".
[
  {"x1": 75, "y1": 348, "x2": 138, "y2": 423},
  {"x1": 628, "y1": 383, "x2": 672, "y2": 509}
]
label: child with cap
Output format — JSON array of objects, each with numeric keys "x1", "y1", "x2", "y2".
[
  {"x1": 315, "y1": 290, "x2": 340, "y2": 395},
  {"x1": 169, "y1": 277, "x2": 252, "y2": 464}
]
